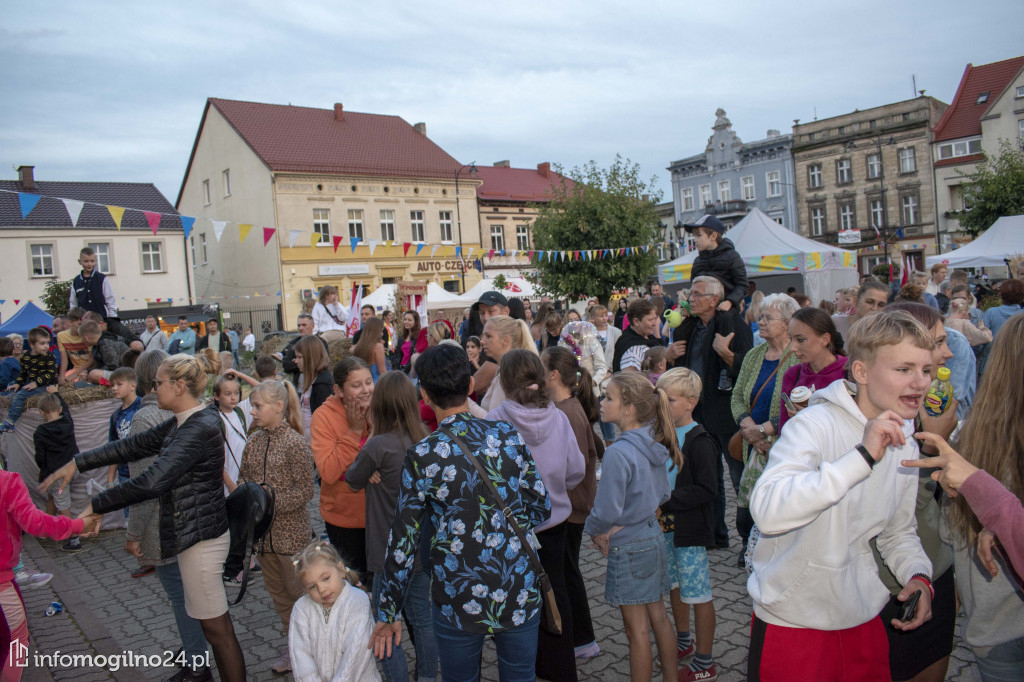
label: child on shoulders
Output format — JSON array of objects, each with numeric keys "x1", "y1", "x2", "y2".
[
  {"x1": 684, "y1": 214, "x2": 748, "y2": 313},
  {"x1": 289, "y1": 540, "x2": 381, "y2": 682},
  {"x1": 656, "y1": 368, "x2": 720, "y2": 681}
]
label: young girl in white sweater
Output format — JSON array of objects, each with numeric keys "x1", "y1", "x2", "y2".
[{"x1": 289, "y1": 540, "x2": 380, "y2": 682}]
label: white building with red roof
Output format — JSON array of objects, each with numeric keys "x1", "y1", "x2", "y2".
[
  {"x1": 932, "y1": 56, "x2": 1024, "y2": 248},
  {"x1": 176, "y1": 98, "x2": 483, "y2": 325}
]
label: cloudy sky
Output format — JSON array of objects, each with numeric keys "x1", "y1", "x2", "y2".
[{"x1": 3, "y1": 1, "x2": 1022, "y2": 205}]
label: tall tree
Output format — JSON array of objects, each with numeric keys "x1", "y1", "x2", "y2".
[
  {"x1": 958, "y1": 139, "x2": 1024, "y2": 236},
  {"x1": 528, "y1": 155, "x2": 663, "y2": 304}
]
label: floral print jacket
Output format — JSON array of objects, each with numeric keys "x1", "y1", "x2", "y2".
[{"x1": 375, "y1": 413, "x2": 551, "y2": 634}]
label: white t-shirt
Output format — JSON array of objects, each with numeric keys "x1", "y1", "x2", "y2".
[
  {"x1": 242, "y1": 333, "x2": 255, "y2": 351},
  {"x1": 218, "y1": 399, "x2": 252, "y2": 495}
]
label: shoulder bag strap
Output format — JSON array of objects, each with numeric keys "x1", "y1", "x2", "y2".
[
  {"x1": 440, "y1": 426, "x2": 547, "y2": 576},
  {"x1": 750, "y1": 349, "x2": 794, "y2": 412}
]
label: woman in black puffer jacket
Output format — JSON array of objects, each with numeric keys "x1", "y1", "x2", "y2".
[{"x1": 40, "y1": 355, "x2": 246, "y2": 681}]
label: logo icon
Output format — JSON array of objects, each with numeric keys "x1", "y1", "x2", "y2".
[{"x1": 10, "y1": 640, "x2": 28, "y2": 667}]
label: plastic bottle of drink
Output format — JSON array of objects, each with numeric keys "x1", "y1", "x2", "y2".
[{"x1": 924, "y1": 367, "x2": 953, "y2": 417}]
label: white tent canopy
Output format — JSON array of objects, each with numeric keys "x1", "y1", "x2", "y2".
[
  {"x1": 359, "y1": 282, "x2": 464, "y2": 311},
  {"x1": 926, "y1": 215, "x2": 1024, "y2": 269},
  {"x1": 452, "y1": 278, "x2": 537, "y2": 306},
  {"x1": 658, "y1": 208, "x2": 858, "y2": 303}
]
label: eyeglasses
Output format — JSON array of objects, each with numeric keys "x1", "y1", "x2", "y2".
[
  {"x1": 756, "y1": 314, "x2": 781, "y2": 322},
  {"x1": 688, "y1": 292, "x2": 716, "y2": 298}
]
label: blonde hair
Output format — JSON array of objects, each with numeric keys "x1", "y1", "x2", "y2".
[
  {"x1": 744, "y1": 290, "x2": 765, "y2": 324},
  {"x1": 291, "y1": 539, "x2": 361, "y2": 586},
  {"x1": 161, "y1": 355, "x2": 209, "y2": 399},
  {"x1": 484, "y1": 315, "x2": 537, "y2": 354},
  {"x1": 251, "y1": 380, "x2": 303, "y2": 435},
  {"x1": 426, "y1": 320, "x2": 452, "y2": 347},
  {"x1": 656, "y1": 367, "x2": 702, "y2": 402},
  {"x1": 846, "y1": 310, "x2": 934, "y2": 366},
  {"x1": 949, "y1": 314, "x2": 1024, "y2": 546},
  {"x1": 607, "y1": 372, "x2": 682, "y2": 468},
  {"x1": 196, "y1": 347, "x2": 222, "y2": 375}
]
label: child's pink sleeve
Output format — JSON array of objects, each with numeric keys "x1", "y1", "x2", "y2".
[{"x1": 6, "y1": 473, "x2": 84, "y2": 540}]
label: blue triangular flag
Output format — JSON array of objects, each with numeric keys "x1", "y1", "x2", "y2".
[
  {"x1": 180, "y1": 216, "x2": 196, "y2": 240},
  {"x1": 350, "y1": 237, "x2": 360, "y2": 253},
  {"x1": 456, "y1": 246, "x2": 462, "y2": 259},
  {"x1": 415, "y1": 243, "x2": 425, "y2": 255},
  {"x1": 18, "y1": 193, "x2": 41, "y2": 219}
]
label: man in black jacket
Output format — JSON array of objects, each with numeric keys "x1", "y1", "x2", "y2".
[
  {"x1": 670, "y1": 275, "x2": 753, "y2": 548},
  {"x1": 276, "y1": 313, "x2": 329, "y2": 384},
  {"x1": 612, "y1": 298, "x2": 687, "y2": 372}
]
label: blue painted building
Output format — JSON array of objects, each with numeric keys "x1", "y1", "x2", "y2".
[{"x1": 669, "y1": 109, "x2": 798, "y2": 235}]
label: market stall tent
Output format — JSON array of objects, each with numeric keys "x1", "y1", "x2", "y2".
[
  {"x1": 360, "y1": 282, "x2": 464, "y2": 312},
  {"x1": 925, "y1": 215, "x2": 1024, "y2": 269},
  {"x1": 658, "y1": 208, "x2": 858, "y2": 303},
  {"x1": 0, "y1": 301, "x2": 53, "y2": 337},
  {"x1": 452, "y1": 278, "x2": 537, "y2": 306}
]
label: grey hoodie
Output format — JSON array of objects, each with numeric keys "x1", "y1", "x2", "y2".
[{"x1": 584, "y1": 427, "x2": 670, "y2": 547}]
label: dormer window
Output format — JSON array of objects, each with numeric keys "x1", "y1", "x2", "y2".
[{"x1": 976, "y1": 92, "x2": 989, "y2": 104}]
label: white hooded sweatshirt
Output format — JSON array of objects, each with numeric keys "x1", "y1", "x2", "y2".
[{"x1": 747, "y1": 379, "x2": 931, "y2": 630}]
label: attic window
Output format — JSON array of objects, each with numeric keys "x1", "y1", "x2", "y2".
[{"x1": 976, "y1": 92, "x2": 989, "y2": 104}]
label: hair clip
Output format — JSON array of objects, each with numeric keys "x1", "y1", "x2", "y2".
[
  {"x1": 292, "y1": 559, "x2": 300, "y2": 566},
  {"x1": 527, "y1": 383, "x2": 539, "y2": 391}
]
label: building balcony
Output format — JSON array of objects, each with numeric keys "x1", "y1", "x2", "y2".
[{"x1": 704, "y1": 199, "x2": 749, "y2": 216}]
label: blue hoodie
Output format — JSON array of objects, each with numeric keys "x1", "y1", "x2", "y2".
[{"x1": 585, "y1": 427, "x2": 670, "y2": 547}]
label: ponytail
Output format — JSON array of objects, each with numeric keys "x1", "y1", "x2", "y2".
[
  {"x1": 608, "y1": 372, "x2": 682, "y2": 468},
  {"x1": 485, "y1": 316, "x2": 538, "y2": 355},
  {"x1": 542, "y1": 346, "x2": 599, "y2": 423},
  {"x1": 252, "y1": 380, "x2": 304, "y2": 435},
  {"x1": 654, "y1": 387, "x2": 683, "y2": 468}
]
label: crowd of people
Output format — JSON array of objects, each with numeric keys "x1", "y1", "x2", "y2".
[{"x1": 2, "y1": 233, "x2": 1023, "y2": 682}]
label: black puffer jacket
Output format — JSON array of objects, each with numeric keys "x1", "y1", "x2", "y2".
[
  {"x1": 78, "y1": 406, "x2": 228, "y2": 558},
  {"x1": 691, "y1": 238, "x2": 749, "y2": 308}
]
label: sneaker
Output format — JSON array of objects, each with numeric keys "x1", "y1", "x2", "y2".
[
  {"x1": 249, "y1": 557, "x2": 262, "y2": 574},
  {"x1": 677, "y1": 642, "x2": 695, "y2": 661},
  {"x1": 222, "y1": 572, "x2": 253, "y2": 587},
  {"x1": 132, "y1": 565, "x2": 155, "y2": 578},
  {"x1": 164, "y1": 666, "x2": 213, "y2": 682},
  {"x1": 62, "y1": 538, "x2": 84, "y2": 553},
  {"x1": 574, "y1": 641, "x2": 600, "y2": 659},
  {"x1": 679, "y1": 664, "x2": 717, "y2": 681},
  {"x1": 15, "y1": 570, "x2": 53, "y2": 589}
]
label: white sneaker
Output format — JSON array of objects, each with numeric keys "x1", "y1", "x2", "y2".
[{"x1": 15, "y1": 571, "x2": 53, "y2": 589}]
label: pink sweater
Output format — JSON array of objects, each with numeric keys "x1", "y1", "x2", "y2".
[
  {"x1": 778, "y1": 356, "x2": 848, "y2": 432},
  {"x1": 959, "y1": 470, "x2": 1024, "y2": 578},
  {"x1": 1, "y1": 470, "x2": 83, "y2": 583}
]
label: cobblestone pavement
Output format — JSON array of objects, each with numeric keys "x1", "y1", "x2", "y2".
[{"x1": 18, "y1": 484, "x2": 981, "y2": 681}]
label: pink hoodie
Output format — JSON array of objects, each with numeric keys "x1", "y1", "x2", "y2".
[{"x1": 1, "y1": 470, "x2": 83, "y2": 583}]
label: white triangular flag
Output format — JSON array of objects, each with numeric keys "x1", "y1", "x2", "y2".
[
  {"x1": 368, "y1": 239, "x2": 379, "y2": 256},
  {"x1": 468, "y1": 247, "x2": 476, "y2": 258},
  {"x1": 288, "y1": 230, "x2": 303, "y2": 248},
  {"x1": 62, "y1": 199, "x2": 84, "y2": 226},
  {"x1": 211, "y1": 220, "x2": 227, "y2": 242},
  {"x1": 431, "y1": 245, "x2": 439, "y2": 257}
]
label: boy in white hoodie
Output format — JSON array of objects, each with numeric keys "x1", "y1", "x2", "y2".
[{"x1": 746, "y1": 310, "x2": 936, "y2": 682}]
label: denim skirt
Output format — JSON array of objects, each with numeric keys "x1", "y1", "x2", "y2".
[{"x1": 604, "y1": 519, "x2": 670, "y2": 606}]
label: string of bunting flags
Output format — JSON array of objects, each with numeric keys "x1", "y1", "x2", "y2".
[{"x1": 2, "y1": 187, "x2": 668, "y2": 264}]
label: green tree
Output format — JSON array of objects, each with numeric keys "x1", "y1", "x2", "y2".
[
  {"x1": 41, "y1": 279, "x2": 72, "y2": 316},
  {"x1": 957, "y1": 139, "x2": 1024, "y2": 236},
  {"x1": 528, "y1": 155, "x2": 663, "y2": 304},
  {"x1": 492, "y1": 274, "x2": 508, "y2": 292}
]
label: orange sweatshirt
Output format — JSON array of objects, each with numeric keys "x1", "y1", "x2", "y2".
[{"x1": 310, "y1": 395, "x2": 368, "y2": 528}]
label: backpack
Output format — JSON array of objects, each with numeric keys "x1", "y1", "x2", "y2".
[{"x1": 167, "y1": 338, "x2": 181, "y2": 355}]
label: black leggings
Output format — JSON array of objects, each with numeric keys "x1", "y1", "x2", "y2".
[
  {"x1": 324, "y1": 523, "x2": 369, "y2": 583},
  {"x1": 564, "y1": 521, "x2": 596, "y2": 647}
]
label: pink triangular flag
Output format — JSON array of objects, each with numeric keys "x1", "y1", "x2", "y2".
[
  {"x1": 143, "y1": 211, "x2": 162, "y2": 235},
  {"x1": 263, "y1": 227, "x2": 276, "y2": 246}
]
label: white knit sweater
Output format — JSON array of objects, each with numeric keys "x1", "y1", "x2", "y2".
[{"x1": 288, "y1": 587, "x2": 381, "y2": 682}]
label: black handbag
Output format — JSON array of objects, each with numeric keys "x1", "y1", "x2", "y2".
[
  {"x1": 440, "y1": 426, "x2": 562, "y2": 636},
  {"x1": 225, "y1": 440, "x2": 275, "y2": 604}
]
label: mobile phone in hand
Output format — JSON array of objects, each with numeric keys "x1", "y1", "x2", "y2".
[
  {"x1": 898, "y1": 589, "x2": 921, "y2": 622},
  {"x1": 782, "y1": 393, "x2": 797, "y2": 414}
]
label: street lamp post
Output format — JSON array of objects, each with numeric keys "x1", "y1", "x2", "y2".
[{"x1": 454, "y1": 162, "x2": 477, "y2": 293}]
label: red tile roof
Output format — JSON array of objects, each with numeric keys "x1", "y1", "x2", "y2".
[
  {"x1": 934, "y1": 153, "x2": 985, "y2": 168},
  {"x1": 933, "y1": 56, "x2": 1024, "y2": 142},
  {"x1": 474, "y1": 163, "x2": 570, "y2": 202},
  {"x1": 207, "y1": 98, "x2": 464, "y2": 179}
]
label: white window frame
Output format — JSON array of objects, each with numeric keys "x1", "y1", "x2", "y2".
[
  {"x1": 937, "y1": 139, "x2": 981, "y2": 160},
  {"x1": 140, "y1": 240, "x2": 165, "y2": 274},
  {"x1": 86, "y1": 241, "x2": 113, "y2": 274},
  {"x1": 741, "y1": 176, "x2": 755, "y2": 200},
  {"x1": 901, "y1": 194, "x2": 919, "y2": 225},
  {"x1": 1016, "y1": 85, "x2": 1024, "y2": 98},
  {"x1": 839, "y1": 202, "x2": 855, "y2": 230},
  {"x1": 810, "y1": 207, "x2": 825, "y2": 237},
  {"x1": 222, "y1": 169, "x2": 231, "y2": 197},
  {"x1": 717, "y1": 179, "x2": 731, "y2": 202},
  {"x1": 490, "y1": 224, "x2": 504, "y2": 251},
  {"x1": 869, "y1": 199, "x2": 885, "y2": 229},
  {"x1": 199, "y1": 233, "x2": 208, "y2": 265},
  {"x1": 866, "y1": 153, "x2": 881, "y2": 179},
  {"x1": 836, "y1": 159, "x2": 852, "y2": 185},
  {"x1": 1020, "y1": 118, "x2": 1024, "y2": 142},
  {"x1": 698, "y1": 184, "x2": 712, "y2": 208},
  {"x1": 410, "y1": 210, "x2": 425, "y2": 243},
  {"x1": 766, "y1": 170, "x2": 781, "y2": 197},
  {"x1": 313, "y1": 208, "x2": 331, "y2": 245},
  {"x1": 379, "y1": 209, "x2": 395, "y2": 242},
  {"x1": 347, "y1": 209, "x2": 364, "y2": 241},
  {"x1": 190, "y1": 236, "x2": 196, "y2": 266},
  {"x1": 439, "y1": 211, "x2": 454, "y2": 243},
  {"x1": 807, "y1": 164, "x2": 822, "y2": 189},
  {"x1": 516, "y1": 224, "x2": 530, "y2": 251},
  {"x1": 202, "y1": 179, "x2": 211, "y2": 206},
  {"x1": 682, "y1": 187, "x2": 694, "y2": 211},
  {"x1": 29, "y1": 242, "x2": 56, "y2": 278},
  {"x1": 898, "y1": 147, "x2": 917, "y2": 174}
]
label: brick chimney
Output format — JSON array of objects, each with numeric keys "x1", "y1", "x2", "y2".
[
  {"x1": 493, "y1": 160, "x2": 510, "y2": 168},
  {"x1": 537, "y1": 162, "x2": 550, "y2": 177},
  {"x1": 334, "y1": 103, "x2": 344, "y2": 121},
  {"x1": 17, "y1": 165, "x2": 35, "y2": 190},
  {"x1": 767, "y1": 129, "x2": 780, "y2": 137},
  {"x1": 414, "y1": 122, "x2": 427, "y2": 136}
]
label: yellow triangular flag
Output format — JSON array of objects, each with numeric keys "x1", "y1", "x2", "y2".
[
  {"x1": 239, "y1": 224, "x2": 252, "y2": 242},
  {"x1": 310, "y1": 232, "x2": 320, "y2": 249},
  {"x1": 106, "y1": 205, "x2": 125, "y2": 230}
]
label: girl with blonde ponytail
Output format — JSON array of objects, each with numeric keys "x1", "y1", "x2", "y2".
[
  {"x1": 239, "y1": 380, "x2": 315, "y2": 673},
  {"x1": 585, "y1": 370, "x2": 678, "y2": 682},
  {"x1": 478, "y1": 315, "x2": 537, "y2": 411}
]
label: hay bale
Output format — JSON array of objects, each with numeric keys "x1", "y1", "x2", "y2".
[
  {"x1": 327, "y1": 337, "x2": 353, "y2": 367},
  {"x1": 0, "y1": 384, "x2": 113, "y2": 410}
]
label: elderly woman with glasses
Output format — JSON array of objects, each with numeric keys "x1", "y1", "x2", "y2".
[{"x1": 728, "y1": 293, "x2": 800, "y2": 566}]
